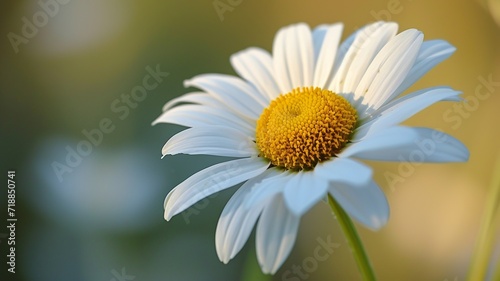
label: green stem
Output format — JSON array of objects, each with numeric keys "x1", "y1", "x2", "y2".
[
  {"x1": 467, "y1": 155, "x2": 500, "y2": 281},
  {"x1": 328, "y1": 194, "x2": 377, "y2": 281}
]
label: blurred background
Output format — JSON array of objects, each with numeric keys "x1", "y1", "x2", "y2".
[{"x1": 1, "y1": 0, "x2": 500, "y2": 280}]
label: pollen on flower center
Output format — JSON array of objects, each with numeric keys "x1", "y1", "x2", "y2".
[{"x1": 256, "y1": 87, "x2": 357, "y2": 170}]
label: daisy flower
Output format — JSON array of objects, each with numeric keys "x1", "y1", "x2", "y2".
[{"x1": 153, "y1": 21, "x2": 469, "y2": 274}]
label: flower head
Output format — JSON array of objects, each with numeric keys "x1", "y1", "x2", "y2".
[{"x1": 154, "y1": 21, "x2": 469, "y2": 274}]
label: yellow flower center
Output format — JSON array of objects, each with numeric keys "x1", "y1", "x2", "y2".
[{"x1": 255, "y1": 87, "x2": 357, "y2": 170}]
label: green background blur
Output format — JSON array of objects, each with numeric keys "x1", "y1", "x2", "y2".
[{"x1": 1, "y1": 0, "x2": 500, "y2": 280}]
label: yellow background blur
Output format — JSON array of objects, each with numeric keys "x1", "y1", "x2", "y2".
[{"x1": 1, "y1": 0, "x2": 499, "y2": 280}]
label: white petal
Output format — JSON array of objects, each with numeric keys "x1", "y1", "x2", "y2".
[
  {"x1": 343, "y1": 126, "x2": 469, "y2": 162},
  {"x1": 312, "y1": 23, "x2": 344, "y2": 88},
  {"x1": 408, "y1": 127, "x2": 469, "y2": 162},
  {"x1": 393, "y1": 40, "x2": 456, "y2": 96},
  {"x1": 361, "y1": 86, "x2": 460, "y2": 124},
  {"x1": 256, "y1": 195, "x2": 300, "y2": 274},
  {"x1": 185, "y1": 74, "x2": 265, "y2": 119},
  {"x1": 329, "y1": 22, "x2": 398, "y2": 96},
  {"x1": 283, "y1": 172, "x2": 328, "y2": 216},
  {"x1": 343, "y1": 23, "x2": 399, "y2": 96},
  {"x1": 244, "y1": 168, "x2": 290, "y2": 209},
  {"x1": 312, "y1": 24, "x2": 329, "y2": 65},
  {"x1": 230, "y1": 47, "x2": 281, "y2": 100},
  {"x1": 328, "y1": 21, "x2": 384, "y2": 93},
  {"x1": 273, "y1": 26, "x2": 292, "y2": 93},
  {"x1": 329, "y1": 180, "x2": 389, "y2": 230},
  {"x1": 314, "y1": 157, "x2": 373, "y2": 187},
  {"x1": 332, "y1": 23, "x2": 365, "y2": 76},
  {"x1": 273, "y1": 23, "x2": 314, "y2": 93},
  {"x1": 355, "y1": 88, "x2": 462, "y2": 139},
  {"x1": 164, "y1": 157, "x2": 269, "y2": 220},
  {"x1": 216, "y1": 171, "x2": 273, "y2": 264},
  {"x1": 162, "y1": 126, "x2": 257, "y2": 158},
  {"x1": 357, "y1": 29, "x2": 423, "y2": 114},
  {"x1": 340, "y1": 126, "x2": 418, "y2": 159},
  {"x1": 153, "y1": 104, "x2": 254, "y2": 135},
  {"x1": 160, "y1": 92, "x2": 224, "y2": 112}
]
